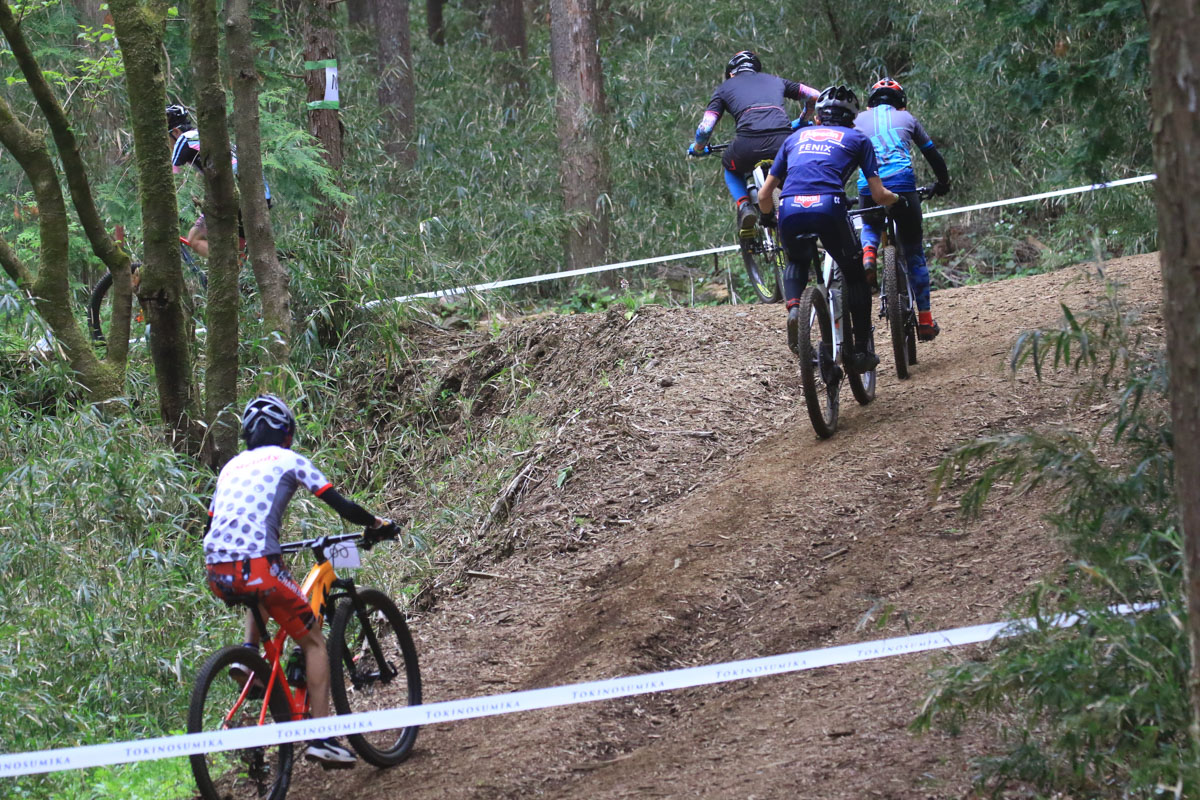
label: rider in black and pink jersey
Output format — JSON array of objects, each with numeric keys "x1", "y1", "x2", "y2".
[{"x1": 688, "y1": 51, "x2": 819, "y2": 239}]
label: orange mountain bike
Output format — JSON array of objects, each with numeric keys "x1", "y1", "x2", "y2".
[{"x1": 187, "y1": 526, "x2": 421, "y2": 800}]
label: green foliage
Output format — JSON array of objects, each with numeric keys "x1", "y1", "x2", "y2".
[
  {"x1": 918, "y1": 270, "x2": 1195, "y2": 796},
  {"x1": 976, "y1": 0, "x2": 1149, "y2": 174}
]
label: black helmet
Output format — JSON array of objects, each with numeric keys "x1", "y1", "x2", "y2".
[
  {"x1": 725, "y1": 50, "x2": 762, "y2": 79},
  {"x1": 241, "y1": 394, "x2": 296, "y2": 444},
  {"x1": 867, "y1": 77, "x2": 907, "y2": 109},
  {"x1": 815, "y1": 85, "x2": 860, "y2": 126},
  {"x1": 166, "y1": 104, "x2": 192, "y2": 132}
]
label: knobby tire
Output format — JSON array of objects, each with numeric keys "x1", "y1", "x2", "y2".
[
  {"x1": 741, "y1": 224, "x2": 785, "y2": 304},
  {"x1": 188, "y1": 646, "x2": 294, "y2": 800},
  {"x1": 328, "y1": 588, "x2": 422, "y2": 767},
  {"x1": 882, "y1": 245, "x2": 910, "y2": 379},
  {"x1": 847, "y1": 320, "x2": 877, "y2": 406},
  {"x1": 87, "y1": 271, "x2": 114, "y2": 343},
  {"x1": 798, "y1": 285, "x2": 839, "y2": 438}
]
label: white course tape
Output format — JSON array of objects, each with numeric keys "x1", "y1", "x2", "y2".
[
  {"x1": 370, "y1": 174, "x2": 1156, "y2": 307},
  {"x1": 104, "y1": 173, "x2": 1153, "y2": 349},
  {"x1": 922, "y1": 173, "x2": 1157, "y2": 219},
  {"x1": 0, "y1": 602, "x2": 1155, "y2": 779}
]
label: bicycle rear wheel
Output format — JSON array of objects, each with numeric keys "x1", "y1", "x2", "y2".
[
  {"x1": 329, "y1": 588, "x2": 422, "y2": 767},
  {"x1": 848, "y1": 322, "x2": 877, "y2": 405},
  {"x1": 797, "y1": 285, "x2": 840, "y2": 438},
  {"x1": 741, "y1": 225, "x2": 785, "y2": 303},
  {"x1": 188, "y1": 646, "x2": 294, "y2": 800},
  {"x1": 882, "y1": 245, "x2": 910, "y2": 379}
]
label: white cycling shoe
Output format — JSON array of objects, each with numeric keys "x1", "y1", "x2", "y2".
[{"x1": 304, "y1": 737, "x2": 357, "y2": 769}]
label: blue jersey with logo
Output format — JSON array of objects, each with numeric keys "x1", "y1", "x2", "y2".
[
  {"x1": 853, "y1": 104, "x2": 933, "y2": 193},
  {"x1": 769, "y1": 125, "x2": 879, "y2": 197}
]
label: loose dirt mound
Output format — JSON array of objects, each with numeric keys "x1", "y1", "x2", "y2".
[{"x1": 296, "y1": 254, "x2": 1162, "y2": 799}]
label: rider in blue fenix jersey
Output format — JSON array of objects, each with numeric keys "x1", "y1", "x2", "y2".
[
  {"x1": 757, "y1": 85, "x2": 900, "y2": 375},
  {"x1": 688, "y1": 51, "x2": 819, "y2": 240},
  {"x1": 853, "y1": 78, "x2": 950, "y2": 340}
]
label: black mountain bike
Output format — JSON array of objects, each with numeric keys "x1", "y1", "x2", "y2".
[
  {"x1": 88, "y1": 236, "x2": 207, "y2": 343},
  {"x1": 860, "y1": 185, "x2": 935, "y2": 379},
  {"x1": 794, "y1": 240, "x2": 877, "y2": 438},
  {"x1": 188, "y1": 525, "x2": 421, "y2": 800},
  {"x1": 688, "y1": 144, "x2": 785, "y2": 303}
]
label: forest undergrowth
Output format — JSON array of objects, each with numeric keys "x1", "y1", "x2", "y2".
[{"x1": 917, "y1": 268, "x2": 1196, "y2": 797}]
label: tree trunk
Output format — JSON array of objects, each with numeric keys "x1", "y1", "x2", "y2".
[
  {"x1": 548, "y1": 0, "x2": 610, "y2": 278},
  {"x1": 488, "y1": 0, "x2": 526, "y2": 57},
  {"x1": 191, "y1": 0, "x2": 240, "y2": 468},
  {"x1": 347, "y1": 0, "x2": 374, "y2": 26},
  {"x1": 0, "y1": 97, "x2": 122, "y2": 402},
  {"x1": 227, "y1": 0, "x2": 294, "y2": 366},
  {"x1": 302, "y1": 0, "x2": 351, "y2": 342},
  {"x1": 377, "y1": 0, "x2": 416, "y2": 165},
  {"x1": 1147, "y1": 0, "x2": 1200, "y2": 746},
  {"x1": 0, "y1": 0, "x2": 133, "y2": 377},
  {"x1": 487, "y1": 0, "x2": 526, "y2": 94},
  {"x1": 302, "y1": 0, "x2": 346, "y2": 237},
  {"x1": 426, "y1": 0, "x2": 444, "y2": 45},
  {"x1": 109, "y1": 0, "x2": 199, "y2": 450}
]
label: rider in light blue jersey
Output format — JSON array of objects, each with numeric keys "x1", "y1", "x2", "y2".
[{"x1": 853, "y1": 79, "x2": 950, "y2": 341}]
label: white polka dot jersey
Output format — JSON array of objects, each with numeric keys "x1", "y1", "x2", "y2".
[{"x1": 204, "y1": 445, "x2": 333, "y2": 564}]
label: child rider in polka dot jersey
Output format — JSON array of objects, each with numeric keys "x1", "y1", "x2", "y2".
[{"x1": 203, "y1": 395, "x2": 389, "y2": 769}]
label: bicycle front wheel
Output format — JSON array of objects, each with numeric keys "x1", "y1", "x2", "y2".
[
  {"x1": 797, "y1": 285, "x2": 840, "y2": 438},
  {"x1": 741, "y1": 225, "x2": 785, "y2": 303},
  {"x1": 188, "y1": 646, "x2": 294, "y2": 800},
  {"x1": 329, "y1": 588, "x2": 422, "y2": 767}
]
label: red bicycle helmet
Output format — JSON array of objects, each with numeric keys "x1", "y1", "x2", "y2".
[{"x1": 867, "y1": 78, "x2": 907, "y2": 109}]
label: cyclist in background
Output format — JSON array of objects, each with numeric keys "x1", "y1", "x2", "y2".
[
  {"x1": 167, "y1": 103, "x2": 271, "y2": 258},
  {"x1": 203, "y1": 395, "x2": 389, "y2": 769},
  {"x1": 757, "y1": 85, "x2": 899, "y2": 375},
  {"x1": 853, "y1": 79, "x2": 950, "y2": 340},
  {"x1": 688, "y1": 51, "x2": 819, "y2": 240}
]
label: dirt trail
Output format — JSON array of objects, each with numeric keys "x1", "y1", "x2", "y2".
[{"x1": 295, "y1": 254, "x2": 1162, "y2": 799}]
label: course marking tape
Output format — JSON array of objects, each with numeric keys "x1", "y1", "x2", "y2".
[
  {"x1": 0, "y1": 602, "x2": 1155, "y2": 778},
  {"x1": 90, "y1": 172, "x2": 1152, "y2": 351},
  {"x1": 922, "y1": 173, "x2": 1157, "y2": 219},
  {"x1": 369, "y1": 174, "x2": 1156, "y2": 307}
]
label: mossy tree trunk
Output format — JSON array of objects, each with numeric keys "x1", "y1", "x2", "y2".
[
  {"x1": 0, "y1": 97, "x2": 123, "y2": 402},
  {"x1": 0, "y1": 0, "x2": 132, "y2": 395},
  {"x1": 377, "y1": 0, "x2": 416, "y2": 165},
  {"x1": 191, "y1": 0, "x2": 240, "y2": 468},
  {"x1": 548, "y1": 0, "x2": 611, "y2": 281},
  {"x1": 109, "y1": 0, "x2": 199, "y2": 451},
  {"x1": 1148, "y1": 0, "x2": 1200, "y2": 746},
  {"x1": 227, "y1": 0, "x2": 293, "y2": 368}
]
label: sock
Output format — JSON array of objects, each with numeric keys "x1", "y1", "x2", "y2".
[
  {"x1": 919, "y1": 310, "x2": 933, "y2": 326},
  {"x1": 736, "y1": 196, "x2": 749, "y2": 208},
  {"x1": 241, "y1": 641, "x2": 258, "y2": 650},
  {"x1": 863, "y1": 245, "x2": 877, "y2": 266},
  {"x1": 786, "y1": 298, "x2": 801, "y2": 310}
]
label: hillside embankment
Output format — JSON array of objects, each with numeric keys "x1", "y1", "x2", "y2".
[{"x1": 292, "y1": 254, "x2": 1162, "y2": 799}]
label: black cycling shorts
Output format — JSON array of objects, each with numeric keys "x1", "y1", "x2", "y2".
[{"x1": 722, "y1": 129, "x2": 790, "y2": 174}]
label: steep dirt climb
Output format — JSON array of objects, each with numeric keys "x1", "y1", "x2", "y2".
[{"x1": 290, "y1": 254, "x2": 1162, "y2": 799}]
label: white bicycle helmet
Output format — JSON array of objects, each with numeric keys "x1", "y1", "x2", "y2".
[
  {"x1": 241, "y1": 395, "x2": 295, "y2": 442},
  {"x1": 815, "y1": 85, "x2": 860, "y2": 126}
]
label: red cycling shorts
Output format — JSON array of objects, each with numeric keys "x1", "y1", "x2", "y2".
[{"x1": 206, "y1": 554, "x2": 316, "y2": 640}]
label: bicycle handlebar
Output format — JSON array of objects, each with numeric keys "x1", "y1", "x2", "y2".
[
  {"x1": 849, "y1": 185, "x2": 937, "y2": 217},
  {"x1": 279, "y1": 522, "x2": 401, "y2": 557},
  {"x1": 686, "y1": 143, "x2": 729, "y2": 158}
]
